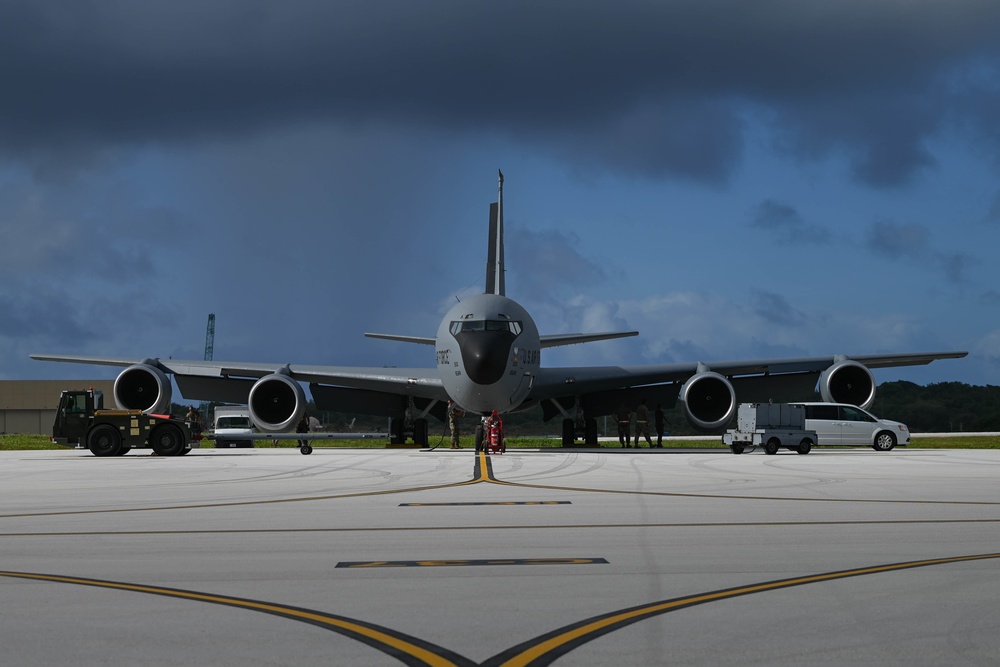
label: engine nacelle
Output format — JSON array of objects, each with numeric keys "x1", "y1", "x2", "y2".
[
  {"x1": 679, "y1": 371, "x2": 736, "y2": 431},
  {"x1": 819, "y1": 359, "x2": 875, "y2": 410},
  {"x1": 248, "y1": 373, "x2": 306, "y2": 433},
  {"x1": 114, "y1": 363, "x2": 172, "y2": 414}
]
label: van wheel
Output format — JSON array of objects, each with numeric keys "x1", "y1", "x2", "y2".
[
  {"x1": 150, "y1": 424, "x2": 186, "y2": 456},
  {"x1": 873, "y1": 431, "x2": 896, "y2": 451},
  {"x1": 764, "y1": 439, "x2": 779, "y2": 455},
  {"x1": 87, "y1": 424, "x2": 122, "y2": 457},
  {"x1": 797, "y1": 439, "x2": 812, "y2": 455}
]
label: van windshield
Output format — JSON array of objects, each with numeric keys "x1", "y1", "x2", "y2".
[{"x1": 217, "y1": 417, "x2": 252, "y2": 429}]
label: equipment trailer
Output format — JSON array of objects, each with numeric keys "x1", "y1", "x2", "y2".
[
  {"x1": 52, "y1": 389, "x2": 201, "y2": 457},
  {"x1": 723, "y1": 403, "x2": 818, "y2": 455}
]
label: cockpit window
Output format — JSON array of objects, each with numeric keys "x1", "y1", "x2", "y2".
[{"x1": 450, "y1": 320, "x2": 522, "y2": 336}]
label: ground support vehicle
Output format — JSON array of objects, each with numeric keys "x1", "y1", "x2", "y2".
[
  {"x1": 52, "y1": 389, "x2": 201, "y2": 457},
  {"x1": 723, "y1": 403, "x2": 817, "y2": 455}
]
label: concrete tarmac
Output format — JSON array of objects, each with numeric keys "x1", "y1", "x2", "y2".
[{"x1": 1, "y1": 447, "x2": 998, "y2": 666}]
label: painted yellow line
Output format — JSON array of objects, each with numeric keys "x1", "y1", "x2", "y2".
[
  {"x1": 492, "y1": 552, "x2": 1000, "y2": 666},
  {"x1": 0, "y1": 571, "x2": 469, "y2": 667}
]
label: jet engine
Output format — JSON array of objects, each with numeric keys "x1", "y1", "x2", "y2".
[
  {"x1": 679, "y1": 371, "x2": 736, "y2": 431},
  {"x1": 248, "y1": 373, "x2": 306, "y2": 433},
  {"x1": 114, "y1": 363, "x2": 172, "y2": 415},
  {"x1": 819, "y1": 359, "x2": 875, "y2": 410}
]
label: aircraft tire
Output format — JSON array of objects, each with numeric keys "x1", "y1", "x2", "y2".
[
  {"x1": 389, "y1": 418, "x2": 404, "y2": 445},
  {"x1": 475, "y1": 425, "x2": 484, "y2": 452},
  {"x1": 87, "y1": 424, "x2": 122, "y2": 457},
  {"x1": 561, "y1": 419, "x2": 575, "y2": 447},
  {"x1": 414, "y1": 419, "x2": 429, "y2": 446},
  {"x1": 584, "y1": 418, "x2": 598, "y2": 445},
  {"x1": 300, "y1": 444, "x2": 313, "y2": 455},
  {"x1": 150, "y1": 423, "x2": 186, "y2": 457}
]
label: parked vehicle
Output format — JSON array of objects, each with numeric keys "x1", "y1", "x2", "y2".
[
  {"x1": 792, "y1": 402, "x2": 909, "y2": 451},
  {"x1": 51, "y1": 388, "x2": 200, "y2": 456},
  {"x1": 723, "y1": 403, "x2": 817, "y2": 455},
  {"x1": 213, "y1": 405, "x2": 254, "y2": 448}
]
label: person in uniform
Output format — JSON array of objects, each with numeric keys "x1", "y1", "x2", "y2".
[
  {"x1": 296, "y1": 412, "x2": 310, "y2": 449},
  {"x1": 654, "y1": 403, "x2": 667, "y2": 448},
  {"x1": 634, "y1": 398, "x2": 653, "y2": 448},
  {"x1": 614, "y1": 402, "x2": 632, "y2": 447},
  {"x1": 448, "y1": 400, "x2": 464, "y2": 449}
]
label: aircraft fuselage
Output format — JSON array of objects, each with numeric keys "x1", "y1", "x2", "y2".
[{"x1": 436, "y1": 293, "x2": 540, "y2": 414}]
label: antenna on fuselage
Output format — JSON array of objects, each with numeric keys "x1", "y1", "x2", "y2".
[{"x1": 485, "y1": 170, "x2": 505, "y2": 296}]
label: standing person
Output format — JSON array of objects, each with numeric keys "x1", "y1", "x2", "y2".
[
  {"x1": 448, "y1": 400, "x2": 464, "y2": 449},
  {"x1": 654, "y1": 403, "x2": 667, "y2": 448},
  {"x1": 296, "y1": 412, "x2": 310, "y2": 449},
  {"x1": 614, "y1": 402, "x2": 632, "y2": 448},
  {"x1": 634, "y1": 398, "x2": 653, "y2": 448}
]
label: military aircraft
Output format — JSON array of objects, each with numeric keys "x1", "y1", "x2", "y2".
[{"x1": 32, "y1": 172, "x2": 967, "y2": 448}]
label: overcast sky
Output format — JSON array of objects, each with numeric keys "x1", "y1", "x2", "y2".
[{"x1": 3, "y1": 0, "x2": 998, "y2": 389}]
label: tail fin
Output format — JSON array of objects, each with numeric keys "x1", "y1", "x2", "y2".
[{"x1": 485, "y1": 170, "x2": 505, "y2": 296}]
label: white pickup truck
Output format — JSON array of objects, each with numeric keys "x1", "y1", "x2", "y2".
[{"x1": 723, "y1": 403, "x2": 818, "y2": 455}]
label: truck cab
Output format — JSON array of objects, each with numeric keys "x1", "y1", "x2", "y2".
[{"x1": 52, "y1": 389, "x2": 105, "y2": 446}]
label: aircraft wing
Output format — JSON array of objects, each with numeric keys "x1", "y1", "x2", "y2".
[
  {"x1": 529, "y1": 351, "x2": 969, "y2": 401},
  {"x1": 29, "y1": 354, "x2": 445, "y2": 398},
  {"x1": 540, "y1": 331, "x2": 638, "y2": 348}
]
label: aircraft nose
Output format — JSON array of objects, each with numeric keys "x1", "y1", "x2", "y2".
[{"x1": 456, "y1": 331, "x2": 515, "y2": 385}]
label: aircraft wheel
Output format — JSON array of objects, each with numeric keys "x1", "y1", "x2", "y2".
[
  {"x1": 584, "y1": 418, "x2": 598, "y2": 445},
  {"x1": 873, "y1": 431, "x2": 896, "y2": 451},
  {"x1": 764, "y1": 438, "x2": 780, "y2": 455},
  {"x1": 87, "y1": 424, "x2": 122, "y2": 457},
  {"x1": 414, "y1": 419, "x2": 428, "y2": 446},
  {"x1": 150, "y1": 423, "x2": 186, "y2": 457},
  {"x1": 389, "y1": 418, "x2": 404, "y2": 445},
  {"x1": 797, "y1": 439, "x2": 813, "y2": 455},
  {"x1": 561, "y1": 419, "x2": 575, "y2": 446},
  {"x1": 475, "y1": 425, "x2": 484, "y2": 452},
  {"x1": 300, "y1": 444, "x2": 313, "y2": 455},
  {"x1": 730, "y1": 444, "x2": 744, "y2": 454}
]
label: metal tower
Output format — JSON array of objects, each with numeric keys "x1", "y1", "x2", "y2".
[{"x1": 204, "y1": 313, "x2": 215, "y2": 361}]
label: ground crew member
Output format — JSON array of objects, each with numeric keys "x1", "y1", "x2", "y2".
[
  {"x1": 296, "y1": 412, "x2": 310, "y2": 449},
  {"x1": 448, "y1": 400, "x2": 464, "y2": 449},
  {"x1": 634, "y1": 398, "x2": 653, "y2": 448},
  {"x1": 614, "y1": 402, "x2": 631, "y2": 447},
  {"x1": 654, "y1": 403, "x2": 667, "y2": 448}
]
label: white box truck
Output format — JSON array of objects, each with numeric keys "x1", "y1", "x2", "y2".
[{"x1": 722, "y1": 403, "x2": 818, "y2": 455}]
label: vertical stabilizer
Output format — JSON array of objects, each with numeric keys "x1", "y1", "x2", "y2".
[{"x1": 485, "y1": 170, "x2": 505, "y2": 296}]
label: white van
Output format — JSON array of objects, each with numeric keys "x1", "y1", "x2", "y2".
[
  {"x1": 213, "y1": 406, "x2": 254, "y2": 448},
  {"x1": 793, "y1": 402, "x2": 909, "y2": 451}
]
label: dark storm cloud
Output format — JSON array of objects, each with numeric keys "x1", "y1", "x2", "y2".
[
  {"x1": 749, "y1": 199, "x2": 832, "y2": 244},
  {"x1": 866, "y1": 219, "x2": 975, "y2": 283},
  {"x1": 750, "y1": 289, "x2": 805, "y2": 328},
  {"x1": 2, "y1": 1, "x2": 999, "y2": 185}
]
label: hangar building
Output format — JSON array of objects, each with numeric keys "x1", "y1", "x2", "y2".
[{"x1": 0, "y1": 380, "x2": 116, "y2": 435}]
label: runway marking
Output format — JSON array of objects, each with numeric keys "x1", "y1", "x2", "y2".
[
  {"x1": 400, "y1": 501, "x2": 570, "y2": 506},
  {"x1": 336, "y1": 558, "x2": 607, "y2": 568},
  {"x1": 481, "y1": 551, "x2": 1000, "y2": 667},
  {"x1": 0, "y1": 570, "x2": 475, "y2": 667},
  {"x1": 3, "y1": 552, "x2": 999, "y2": 666},
  {"x1": 3, "y1": 517, "x2": 1000, "y2": 538}
]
